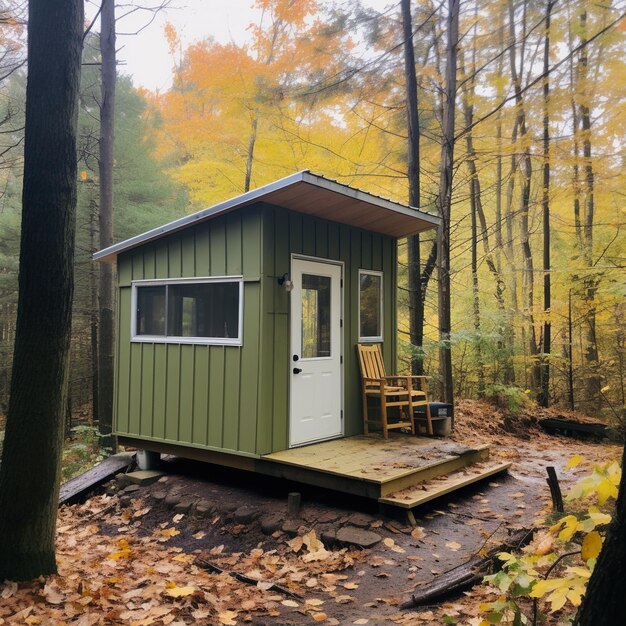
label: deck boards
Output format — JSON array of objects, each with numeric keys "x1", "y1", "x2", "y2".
[
  {"x1": 258, "y1": 434, "x2": 494, "y2": 503},
  {"x1": 262, "y1": 434, "x2": 486, "y2": 483},
  {"x1": 378, "y1": 461, "x2": 512, "y2": 509}
]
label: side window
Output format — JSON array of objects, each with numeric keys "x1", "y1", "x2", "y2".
[
  {"x1": 133, "y1": 278, "x2": 243, "y2": 345},
  {"x1": 358, "y1": 270, "x2": 383, "y2": 342}
]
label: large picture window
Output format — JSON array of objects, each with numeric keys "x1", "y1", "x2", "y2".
[
  {"x1": 358, "y1": 270, "x2": 383, "y2": 342},
  {"x1": 132, "y1": 277, "x2": 243, "y2": 345}
]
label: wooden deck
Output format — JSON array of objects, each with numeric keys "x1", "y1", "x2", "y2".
[{"x1": 257, "y1": 434, "x2": 507, "y2": 507}]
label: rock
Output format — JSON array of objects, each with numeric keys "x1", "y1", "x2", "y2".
[
  {"x1": 104, "y1": 481, "x2": 119, "y2": 496},
  {"x1": 335, "y1": 526, "x2": 381, "y2": 548},
  {"x1": 165, "y1": 494, "x2": 181, "y2": 509},
  {"x1": 195, "y1": 499, "x2": 215, "y2": 517},
  {"x1": 347, "y1": 512, "x2": 373, "y2": 528},
  {"x1": 174, "y1": 499, "x2": 194, "y2": 514},
  {"x1": 260, "y1": 515, "x2": 282, "y2": 535},
  {"x1": 118, "y1": 495, "x2": 132, "y2": 509},
  {"x1": 115, "y1": 474, "x2": 131, "y2": 488},
  {"x1": 123, "y1": 484, "x2": 141, "y2": 494},
  {"x1": 126, "y1": 470, "x2": 164, "y2": 486},
  {"x1": 234, "y1": 506, "x2": 259, "y2": 524},
  {"x1": 321, "y1": 528, "x2": 337, "y2": 546},
  {"x1": 282, "y1": 519, "x2": 301, "y2": 537},
  {"x1": 152, "y1": 490, "x2": 167, "y2": 502},
  {"x1": 317, "y1": 511, "x2": 340, "y2": 524}
]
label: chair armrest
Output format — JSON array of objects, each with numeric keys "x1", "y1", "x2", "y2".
[
  {"x1": 363, "y1": 377, "x2": 384, "y2": 384},
  {"x1": 384, "y1": 376, "x2": 412, "y2": 389}
]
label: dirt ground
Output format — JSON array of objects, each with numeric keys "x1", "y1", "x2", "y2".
[{"x1": 0, "y1": 401, "x2": 620, "y2": 625}]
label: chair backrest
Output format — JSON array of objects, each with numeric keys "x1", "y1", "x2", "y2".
[{"x1": 357, "y1": 343, "x2": 386, "y2": 380}]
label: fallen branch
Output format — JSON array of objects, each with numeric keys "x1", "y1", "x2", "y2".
[
  {"x1": 401, "y1": 527, "x2": 533, "y2": 609},
  {"x1": 196, "y1": 558, "x2": 302, "y2": 600}
]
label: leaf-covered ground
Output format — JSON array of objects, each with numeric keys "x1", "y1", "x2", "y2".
[{"x1": 0, "y1": 402, "x2": 619, "y2": 625}]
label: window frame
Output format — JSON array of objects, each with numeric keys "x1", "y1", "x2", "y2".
[
  {"x1": 130, "y1": 276, "x2": 244, "y2": 346},
  {"x1": 358, "y1": 269, "x2": 384, "y2": 343}
]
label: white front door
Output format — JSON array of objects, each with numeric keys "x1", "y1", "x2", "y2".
[{"x1": 289, "y1": 257, "x2": 343, "y2": 447}]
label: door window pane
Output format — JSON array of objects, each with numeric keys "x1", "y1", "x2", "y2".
[
  {"x1": 359, "y1": 271, "x2": 382, "y2": 340},
  {"x1": 301, "y1": 273, "x2": 331, "y2": 358}
]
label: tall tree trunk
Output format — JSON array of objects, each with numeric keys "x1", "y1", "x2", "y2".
[
  {"x1": 578, "y1": 9, "x2": 601, "y2": 406},
  {"x1": 503, "y1": 118, "x2": 519, "y2": 385},
  {"x1": 459, "y1": 46, "x2": 484, "y2": 397},
  {"x1": 401, "y1": 0, "x2": 425, "y2": 375},
  {"x1": 538, "y1": 0, "x2": 554, "y2": 407},
  {"x1": 98, "y1": 0, "x2": 116, "y2": 450},
  {"x1": 508, "y1": 0, "x2": 539, "y2": 391},
  {"x1": 89, "y1": 190, "x2": 99, "y2": 422},
  {"x1": 244, "y1": 115, "x2": 258, "y2": 192},
  {"x1": 0, "y1": 0, "x2": 83, "y2": 580},
  {"x1": 575, "y1": 443, "x2": 626, "y2": 625},
  {"x1": 493, "y1": 3, "x2": 515, "y2": 385},
  {"x1": 436, "y1": 0, "x2": 459, "y2": 405}
]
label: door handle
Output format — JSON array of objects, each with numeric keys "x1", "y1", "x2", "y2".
[{"x1": 293, "y1": 368, "x2": 302, "y2": 374}]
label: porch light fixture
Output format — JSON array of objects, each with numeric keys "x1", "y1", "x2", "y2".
[{"x1": 278, "y1": 272, "x2": 294, "y2": 292}]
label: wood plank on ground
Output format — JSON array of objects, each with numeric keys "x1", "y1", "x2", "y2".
[
  {"x1": 59, "y1": 452, "x2": 134, "y2": 506},
  {"x1": 378, "y1": 461, "x2": 511, "y2": 509}
]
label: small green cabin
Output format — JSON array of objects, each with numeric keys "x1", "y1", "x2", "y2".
[{"x1": 95, "y1": 171, "x2": 439, "y2": 463}]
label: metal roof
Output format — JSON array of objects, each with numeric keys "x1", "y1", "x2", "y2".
[{"x1": 93, "y1": 170, "x2": 440, "y2": 262}]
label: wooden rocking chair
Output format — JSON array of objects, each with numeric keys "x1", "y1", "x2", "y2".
[{"x1": 356, "y1": 343, "x2": 433, "y2": 438}]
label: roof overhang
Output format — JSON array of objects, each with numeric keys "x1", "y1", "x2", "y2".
[{"x1": 94, "y1": 170, "x2": 440, "y2": 262}]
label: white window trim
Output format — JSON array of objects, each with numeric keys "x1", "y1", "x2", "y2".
[
  {"x1": 358, "y1": 269, "x2": 384, "y2": 343},
  {"x1": 130, "y1": 276, "x2": 244, "y2": 346}
]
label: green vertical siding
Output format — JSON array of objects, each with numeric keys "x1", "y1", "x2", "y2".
[
  {"x1": 258, "y1": 205, "x2": 397, "y2": 453},
  {"x1": 115, "y1": 206, "x2": 263, "y2": 456},
  {"x1": 115, "y1": 202, "x2": 398, "y2": 457}
]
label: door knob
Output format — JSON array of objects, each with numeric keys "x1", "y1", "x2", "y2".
[{"x1": 293, "y1": 368, "x2": 302, "y2": 374}]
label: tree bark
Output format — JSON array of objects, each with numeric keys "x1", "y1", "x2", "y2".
[
  {"x1": 460, "y1": 45, "x2": 485, "y2": 398},
  {"x1": 575, "y1": 443, "x2": 626, "y2": 625},
  {"x1": 401, "y1": 0, "x2": 425, "y2": 375},
  {"x1": 89, "y1": 190, "x2": 99, "y2": 422},
  {"x1": 538, "y1": 0, "x2": 554, "y2": 408},
  {"x1": 578, "y1": 10, "x2": 601, "y2": 406},
  {"x1": 507, "y1": 0, "x2": 539, "y2": 392},
  {"x1": 0, "y1": 0, "x2": 83, "y2": 580},
  {"x1": 436, "y1": 0, "x2": 459, "y2": 405},
  {"x1": 244, "y1": 115, "x2": 258, "y2": 192},
  {"x1": 98, "y1": 0, "x2": 116, "y2": 451}
]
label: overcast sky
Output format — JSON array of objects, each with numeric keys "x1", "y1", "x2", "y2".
[{"x1": 87, "y1": 0, "x2": 392, "y2": 92}]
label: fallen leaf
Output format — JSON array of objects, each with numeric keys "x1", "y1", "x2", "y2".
[
  {"x1": 287, "y1": 536, "x2": 304, "y2": 552},
  {"x1": 256, "y1": 581, "x2": 273, "y2": 591},
  {"x1": 165, "y1": 585, "x2": 196, "y2": 598},
  {"x1": 410, "y1": 527, "x2": 426, "y2": 540},
  {"x1": 42, "y1": 582, "x2": 66, "y2": 605},
  {"x1": 313, "y1": 613, "x2": 328, "y2": 622},
  {"x1": 218, "y1": 610, "x2": 238, "y2": 625},
  {"x1": 445, "y1": 541, "x2": 461, "y2": 551},
  {"x1": 334, "y1": 595, "x2": 354, "y2": 604},
  {"x1": 282, "y1": 600, "x2": 299, "y2": 607}
]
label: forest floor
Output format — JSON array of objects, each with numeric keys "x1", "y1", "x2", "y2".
[{"x1": 0, "y1": 401, "x2": 620, "y2": 626}]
